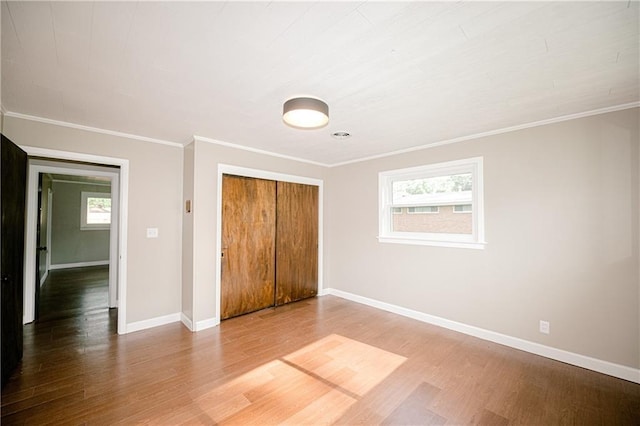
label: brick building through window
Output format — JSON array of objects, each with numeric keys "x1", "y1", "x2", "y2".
[{"x1": 392, "y1": 191, "x2": 472, "y2": 234}]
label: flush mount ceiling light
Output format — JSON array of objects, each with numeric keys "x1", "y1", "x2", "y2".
[{"x1": 282, "y1": 97, "x2": 329, "y2": 129}]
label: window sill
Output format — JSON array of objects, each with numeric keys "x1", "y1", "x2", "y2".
[{"x1": 377, "y1": 236, "x2": 486, "y2": 250}]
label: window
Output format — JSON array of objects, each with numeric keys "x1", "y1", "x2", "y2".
[
  {"x1": 81, "y1": 191, "x2": 111, "y2": 230},
  {"x1": 407, "y1": 206, "x2": 439, "y2": 214},
  {"x1": 378, "y1": 157, "x2": 485, "y2": 249},
  {"x1": 453, "y1": 204, "x2": 472, "y2": 213},
  {"x1": 392, "y1": 207, "x2": 402, "y2": 214}
]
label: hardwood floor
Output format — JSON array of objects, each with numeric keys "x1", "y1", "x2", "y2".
[{"x1": 2, "y1": 266, "x2": 639, "y2": 424}]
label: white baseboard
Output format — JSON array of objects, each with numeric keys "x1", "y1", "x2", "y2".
[
  {"x1": 179, "y1": 313, "x2": 218, "y2": 332},
  {"x1": 39, "y1": 270, "x2": 49, "y2": 287},
  {"x1": 126, "y1": 312, "x2": 181, "y2": 334},
  {"x1": 317, "y1": 288, "x2": 330, "y2": 296},
  {"x1": 326, "y1": 288, "x2": 640, "y2": 384},
  {"x1": 195, "y1": 317, "x2": 219, "y2": 331},
  {"x1": 181, "y1": 313, "x2": 194, "y2": 331},
  {"x1": 50, "y1": 260, "x2": 109, "y2": 270},
  {"x1": 132, "y1": 312, "x2": 218, "y2": 334}
]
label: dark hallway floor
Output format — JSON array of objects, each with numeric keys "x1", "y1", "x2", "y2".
[{"x1": 2, "y1": 266, "x2": 117, "y2": 419}]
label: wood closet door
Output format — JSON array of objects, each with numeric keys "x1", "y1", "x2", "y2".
[
  {"x1": 221, "y1": 175, "x2": 276, "y2": 320},
  {"x1": 275, "y1": 181, "x2": 318, "y2": 306}
]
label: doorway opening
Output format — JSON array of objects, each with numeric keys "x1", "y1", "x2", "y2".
[
  {"x1": 39, "y1": 171, "x2": 115, "y2": 314},
  {"x1": 23, "y1": 146, "x2": 129, "y2": 335}
]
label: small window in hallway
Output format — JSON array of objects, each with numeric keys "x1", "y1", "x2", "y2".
[{"x1": 81, "y1": 191, "x2": 111, "y2": 230}]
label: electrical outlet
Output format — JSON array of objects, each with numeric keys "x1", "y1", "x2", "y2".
[
  {"x1": 146, "y1": 228, "x2": 159, "y2": 238},
  {"x1": 539, "y1": 320, "x2": 550, "y2": 334}
]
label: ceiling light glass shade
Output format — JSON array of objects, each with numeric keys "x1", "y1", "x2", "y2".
[{"x1": 283, "y1": 97, "x2": 329, "y2": 129}]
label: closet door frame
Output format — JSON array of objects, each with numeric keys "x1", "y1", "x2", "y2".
[{"x1": 215, "y1": 164, "x2": 323, "y2": 322}]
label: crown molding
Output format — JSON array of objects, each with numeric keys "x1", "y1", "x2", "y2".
[
  {"x1": 4, "y1": 111, "x2": 184, "y2": 148},
  {"x1": 329, "y1": 101, "x2": 640, "y2": 168},
  {"x1": 192, "y1": 135, "x2": 330, "y2": 167},
  {"x1": 5, "y1": 101, "x2": 638, "y2": 167}
]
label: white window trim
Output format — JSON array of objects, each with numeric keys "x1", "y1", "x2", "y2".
[
  {"x1": 81, "y1": 191, "x2": 111, "y2": 230},
  {"x1": 378, "y1": 157, "x2": 486, "y2": 249}
]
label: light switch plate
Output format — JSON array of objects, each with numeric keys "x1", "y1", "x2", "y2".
[{"x1": 146, "y1": 228, "x2": 159, "y2": 238}]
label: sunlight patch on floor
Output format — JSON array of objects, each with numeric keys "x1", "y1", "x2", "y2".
[{"x1": 195, "y1": 334, "x2": 407, "y2": 424}]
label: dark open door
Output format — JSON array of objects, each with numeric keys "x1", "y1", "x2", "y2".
[
  {"x1": 220, "y1": 175, "x2": 276, "y2": 320},
  {"x1": 275, "y1": 181, "x2": 318, "y2": 305},
  {"x1": 1, "y1": 135, "x2": 27, "y2": 388}
]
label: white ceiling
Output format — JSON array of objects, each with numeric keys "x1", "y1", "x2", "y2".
[{"x1": 2, "y1": 1, "x2": 638, "y2": 166}]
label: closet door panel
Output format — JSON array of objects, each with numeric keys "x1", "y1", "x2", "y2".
[
  {"x1": 221, "y1": 175, "x2": 276, "y2": 320},
  {"x1": 275, "y1": 182, "x2": 318, "y2": 306}
]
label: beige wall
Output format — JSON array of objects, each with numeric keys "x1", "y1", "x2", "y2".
[
  {"x1": 182, "y1": 143, "x2": 195, "y2": 323},
  {"x1": 185, "y1": 139, "x2": 327, "y2": 324},
  {"x1": 5, "y1": 108, "x2": 638, "y2": 370},
  {"x1": 326, "y1": 108, "x2": 639, "y2": 369},
  {"x1": 4, "y1": 116, "x2": 183, "y2": 325}
]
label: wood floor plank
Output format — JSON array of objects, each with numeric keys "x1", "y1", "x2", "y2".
[
  {"x1": 381, "y1": 382, "x2": 444, "y2": 426},
  {"x1": 2, "y1": 265, "x2": 639, "y2": 425}
]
